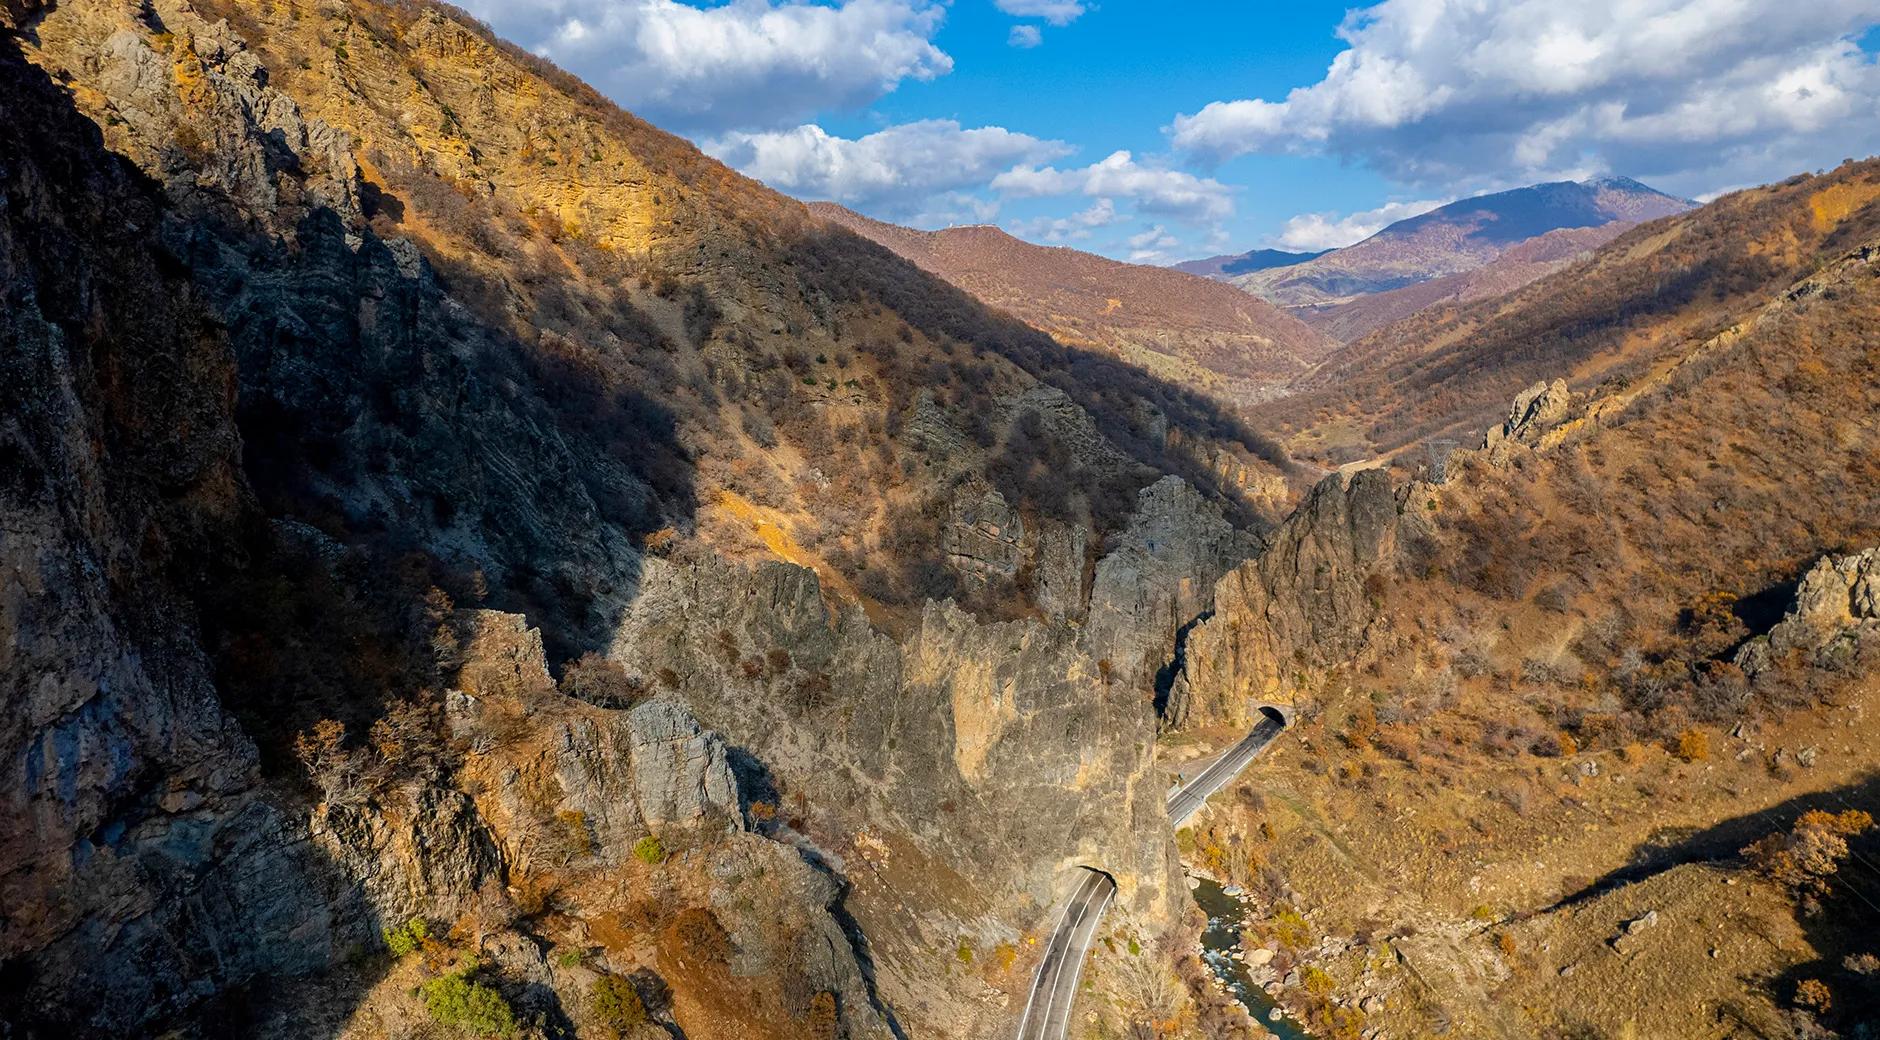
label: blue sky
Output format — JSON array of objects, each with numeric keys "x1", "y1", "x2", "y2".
[{"x1": 461, "y1": 0, "x2": 1880, "y2": 264}]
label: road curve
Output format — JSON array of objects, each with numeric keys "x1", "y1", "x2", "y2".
[
  {"x1": 1014, "y1": 707, "x2": 1287, "y2": 1039},
  {"x1": 1013, "y1": 868, "x2": 1117, "y2": 1040}
]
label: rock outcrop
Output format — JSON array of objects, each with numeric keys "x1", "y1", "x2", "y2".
[
  {"x1": 1735, "y1": 548, "x2": 1880, "y2": 676},
  {"x1": 1087, "y1": 476, "x2": 1263, "y2": 691},
  {"x1": 603, "y1": 547, "x2": 1197, "y2": 1035},
  {"x1": 1485, "y1": 378, "x2": 1572, "y2": 448},
  {"x1": 1166, "y1": 470, "x2": 1401, "y2": 728},
  {"x1": 0, "y1": 41, "x2": 363, "y2": 1032}
]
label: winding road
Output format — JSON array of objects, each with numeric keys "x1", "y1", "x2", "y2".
[{"x1": 1013, "y1": 706, "x2": 1288, "y2": 1040}]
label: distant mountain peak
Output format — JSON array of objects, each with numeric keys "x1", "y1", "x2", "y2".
[{"x1": 1231, "y1": 176, "x2": 1696, "y2": 316}]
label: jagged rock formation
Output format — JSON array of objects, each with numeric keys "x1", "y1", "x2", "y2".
[
  {"x1": 601, "y1": 552, "x2": 1186, "y2": 1034},
  {"x1": 0, "y1": 39, "x2": 351, "y2": 1031},
  {"x1": 1086, "y1": 476, "x2": 1263, "y2": 692},
  {"x1": 1164, "y1": 470, "x2": 1403, "y2": 729},
  {"x1": 1484, "y1": 378, "x2": 1571, "y2": 449},
  {"x1": 1736, "y1": 548, "x2": 1880, "y2": 676}
]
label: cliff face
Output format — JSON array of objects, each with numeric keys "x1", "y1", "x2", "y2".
[
  {"x1": 0, "y1": 35, "x2": 349, "y2": 1027},
  {"x1": 1167, "y1": 470, "x2": 1403, "y2": 729},
  {"x1": 0, "y1": 2, "x2": 1273, "y2": 1035}
]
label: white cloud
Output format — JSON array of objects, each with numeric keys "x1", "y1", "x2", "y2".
[
  {"x1": 457, "y1": 0, "x2": 952, "y2": 133},
  {"x1": 994, "y1": 0, "x2": 1086, "y2": 27},
  {"x1": 993, "y1": 150, "x2": 1236, "y2": 221},
  {"x1": 1272, "y1": 197, "x2": 1447, "y2": 251},
  {"x1": 1125, "y1": 224, "x2": 1183, "y2": 263},
  {"x1": 705, "y1": 120, "x2": 1070, "y2": 216},
  {"x1": 1009, "y1": 198, "x2": 1119, "y2": 241},
  {"x1": 1168, "y1": 0, "x2": 1880, "y2": 195},
  {"x1": 1008, "y1": 24, "x2": 1043, "y2": 48}
]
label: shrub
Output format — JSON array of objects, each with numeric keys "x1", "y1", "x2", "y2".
[
  {"x1": 591, "y1": 974, "x2": 646, "y2": 1030},
  {"x1": 633, "y1": 835, "x2": 666, "y2": 865},
  {"x1": 561, "y1": 653, "x2": 645, "y2": 707},
  {"x1": 422, "y1": 968, "x2": 517, "y2": 1037},
  {"x1": 384, "y1": 918, "x2": 429, "y2": 957},
  {"x1": 668, "y1": 907, "x2": 735, "y2": 968},
  {"x1": 1300, "y1": 964, "x2": 1336, "y2": 998},
  {"x1": 1743, "y1": 809, "x2": 1873, "y2": 891},
  {"x1": 1674, "y1": 728, "x2": 1710, "y2": 762},
  {"x1": 807, "y1": 991, "x2": 840, "y2": 1040},
  {"x1": 1795, "y1": 978, "x2": 1832, "y2": 1013}
]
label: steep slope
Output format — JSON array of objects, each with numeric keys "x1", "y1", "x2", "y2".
[
  {"x1": 1164, "y1": 213, "x2": 1880, "y2": 1038},
  {"x1": 1171, "y1": 246, "x2": 1326, "y2": 280},
  {"x1": 1293, "y1": 223, "x2": 1627, "y2": 343},
  {"x1": 1234, "y1": 177, "x2": 1693, "y2": 312},
  {"x1": 1, "y1": 2, "x2": 1289, "y2": 1037},
  {"x1": 811, "y1": 202, "x2": 1336, "y2": 404},
  {"x1": 1260, "y1": 159, "x2": 1880, "y2": 465}
]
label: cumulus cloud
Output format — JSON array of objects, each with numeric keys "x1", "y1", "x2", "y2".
[
  {"x1": 1009, "y1": 198, "x2": 1119, "y2": 242},
  {"x1": 1169, "y1": 0, "x2": 1880, "y2": 194},
  {"x1": 1124, "y1": 224, "x2": 1184, "y2": 263},
  {"x1": 1272, "y1": 197, "x2": 1447, "y2": 250},
  {"x1": 1008, "y1": 24, "x2": 1043, "y2": 48},
  {"x1": 994, "y1": 0, "x2": 1086, "y2": 26},
  {"x1": 457, "y1": 0, "x2": 952, "y2": 133},
  {"x1": 705, "y1": 120, "x2": 1070, "y2": 216},
  {"x1": 993, "y1": 150, "x2": 1236, "y2": 221}
]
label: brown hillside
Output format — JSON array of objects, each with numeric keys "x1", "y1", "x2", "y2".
[
  {"x1": 1171, "y1": 220, "x2": 1880, "y2": 1039},
  {"x1": 1259, "y1": 159, "x2": 1880, "y2": 465},
  {"x1": 23, "y1": 0, "x2": 1300, "y2": 637},
  {"x1": 810, "y1": 202, "x2": 1336, "y2": 404},
  {"x1": 1295, "y1": 223, "x2": 1627, "y2": 343}
]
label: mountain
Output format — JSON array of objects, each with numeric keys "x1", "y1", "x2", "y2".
[
  {"x1": 1171, "y1": 247, "x2": 1328, "y2": 279},
  {"x1": 1, "y1": 2, "x2": 1298, "y2": 1036},
  {"x1": 1165, "y1": 162, "x2": 1880, "y2": 1038},
  {"x1": 8, "y1": 0, "x2": 1880, "y2": 1037},
  {"x1": 810, "y1": 203, "x2": 1336, "y2": 403},
  {"x1": 1292, "y1": 223, "x2": 1627, "y2": 342},
  {"x1": 1234, "y1": 177, "x2": 1695, "y2": 319},
  {"x1": 1255, "y1": 159, "x2": 1880, "y2": 466}
]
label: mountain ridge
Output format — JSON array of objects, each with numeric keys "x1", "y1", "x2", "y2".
[
  {"x1": 1232, "y1": 176, "x2": 1695, "y2": 318},
  {"x1": 810, "y1": 201, "x2": 1337, "y2": 404}
]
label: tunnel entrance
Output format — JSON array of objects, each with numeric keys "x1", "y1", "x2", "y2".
[{"x1": 1258, "y1": 704, "x2": 1290, "y2": 727}]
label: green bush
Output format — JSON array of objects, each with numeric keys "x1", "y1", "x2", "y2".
[
  {"x1": 384, "y1": 918, "x2": 429, "y2": 957},
  {"x1": 591, "y1": 974, "x2": 646, "y2": 1030},
  {"x1": 422, "y1": 968, "x2": 516, "y2": 1037},
  {"x1": 633, "y1": 835, "x2": 665, "y2": 865}
]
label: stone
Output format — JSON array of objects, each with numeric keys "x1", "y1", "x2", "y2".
[
  {"x1": 1736, "y1": 547, "x2": 1880, "y2": 676},
  {"x1": 624, "y1": 700, "x2": 743, "y2": 833}
]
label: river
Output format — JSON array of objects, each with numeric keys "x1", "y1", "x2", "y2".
[{"x1": 1191, "y1": 876, "x2": 1317, "y2": 1040}]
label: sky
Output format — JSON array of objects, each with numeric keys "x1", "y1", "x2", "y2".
[{"x1": 456, "y1": 0, "x2": 1880, "y2": 264}]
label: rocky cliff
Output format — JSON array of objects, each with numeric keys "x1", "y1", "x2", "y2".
[
  {"x1": 0, "y1": 2, "x2": 1278, "y2": 1035},
  {"x1": 1164, "y1": 470, "x2": 1403, "y2": 729}
]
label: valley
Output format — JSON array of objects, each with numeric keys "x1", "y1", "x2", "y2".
[{"x1": 0, "y1": 2, "x2": 1876, "y2": 1040}]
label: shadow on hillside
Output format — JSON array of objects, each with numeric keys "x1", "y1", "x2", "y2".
[
  {"x1": 1553, "y1": 771, "x2": 1880, "y2": 911},
  {"x1": 0, "y1": 36, "x2": 411, "y2": 1040},
  {"x1": 783, "y1": 224, "x2": 1297, "y2": 533},
  {"x1": 1771, "y1": 812, "x2": 1880, "y2": 1035}
]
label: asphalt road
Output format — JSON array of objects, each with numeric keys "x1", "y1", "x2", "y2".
[
  {"x1": 1013, "y1": 708, "x2": 1287, "y2": 1039},
  {"x1": 1164, "y1": 712, "x2": 1287, "y2": 828},
  {"x1": 1013, "y1": 868, "x2": 1117, "y2": 1040}
]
